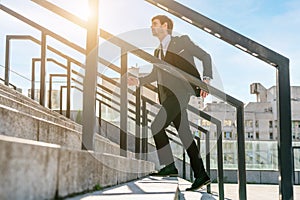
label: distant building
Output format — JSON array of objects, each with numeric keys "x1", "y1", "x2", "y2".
[{"x1": 198, "y1": 83, "x2": 300, "y2": 141}]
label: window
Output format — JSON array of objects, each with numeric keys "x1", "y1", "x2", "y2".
[
  {"x1": 269, "y1": 132, "x2": 273, "y2": 140},
  {"x1": 224, "y1": 119, "x2": 232, "y2": 126},
  {"x1": 224, "y1": 132, "x2": 232, "y2": 139},
  {"x1": 201, "y1": 120, "x2": 211, "y2": 127},
  {"x1": 269, "y1": 121, "x2": 273, "y2": 128},
  {"x1": 246, "y1": 132, "x2": 254, "y2": 139},
  {"x1": 256, "y1": 132, "x2": 259, "y2": 139},
  {"x1": 245, "y1": 120, "x2": 253, "y2": 127},
  {"x1": 255, "y1": 120, "x2": 259, "y2": 128}
]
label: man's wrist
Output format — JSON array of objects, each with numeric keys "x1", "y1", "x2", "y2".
[{"x1": 203, "y1": 76, "x2": 211, "y2": 81}]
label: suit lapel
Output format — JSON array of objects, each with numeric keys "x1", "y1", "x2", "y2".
[{"x1": 165, "y1": 37, "x2": 175, "y2": 59}]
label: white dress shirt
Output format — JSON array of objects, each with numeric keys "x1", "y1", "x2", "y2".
[{"x1": 159, "y1": 34, "x2": 171, "y2": 59}]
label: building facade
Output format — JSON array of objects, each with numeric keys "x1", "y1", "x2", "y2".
[{"x1": 197, "y1": 83, "x2": 300, "y2": 141}]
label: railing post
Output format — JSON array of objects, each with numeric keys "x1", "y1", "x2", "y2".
[
  {"x1": 60, "y1": 85, "x2": 63, "y2": 115},
  {"x1": 237, "y1": 105, "x2": 247, "y2": 200},
  {"x1": 120, "y1": 48, "x2": 128, "y2": 157},
  {"x1": 182, "y1": 148, "x2": 186, "y2": 179},
  {"x1": 277, "y1": 61, "x2": 293, "y2": 200},
  {"x1": 5, "y1": 36, "x2": 10, "y2": 86},
  {"x1": 205, "y1": 131, "x2": 211, "y2": 194},
  {"x1": 31, "y1": 58, "x2": 37, "y2": 100},
  {"x1": 98, "y1": 100, "x2": 101, "y2": 126},
  {"x1": 216, "y1": 121, "x2": 224, "y2": 200},
  {"x1": 82, "y1": 0, "x2": 99, "y2": 151},
  {"x1": 48, "y1": 74, "x2": 53, "y2": 108},
  {"x1": 135, "y1": 87, "x2": 141, "y2": 159},
  {"x1": 66, "y1": 60, "x2": 71, "y2": 118},
  {"x1": 142, "y1": 98, "x2": 148, "y2": 160},
  {"x1": 39, "y1": 32, "x2": 47, "y2": 106}
]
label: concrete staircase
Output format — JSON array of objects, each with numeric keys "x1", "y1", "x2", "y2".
[{"x1": 0, "y1": 83, "x2": 154, "y2": 199}]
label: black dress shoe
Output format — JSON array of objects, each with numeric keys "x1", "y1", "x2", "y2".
[
  {"x1": 186, "y1": 174, "x2": 211, "y2": 191},
  {"x1": 150, "y1": 163, "x2": 178, "y2": 177}
]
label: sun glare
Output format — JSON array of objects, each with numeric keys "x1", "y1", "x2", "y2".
[{"x1": 71, "y1": 0, "x2": 90, "y2": 21}]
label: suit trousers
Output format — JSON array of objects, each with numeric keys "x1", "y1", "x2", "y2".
[{"x1": 150, "y1": 96, "x2": 206, "y2": 178}]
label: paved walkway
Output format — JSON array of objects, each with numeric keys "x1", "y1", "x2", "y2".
[
  {"x1": 65, "y1": 176, "x2": 300, "y2": 200},
  {"x1": 179, "y1": 179, "x2": 300, "y2": 199}
]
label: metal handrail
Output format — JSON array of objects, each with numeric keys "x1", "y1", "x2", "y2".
[
  {"x1": 0, "y1": 2, "x2": 231, "y2": 197},
  {"x1": 145, "y1": 1, "x2": 292, "y2": 199},
  {"x1": 1, "y1": 17, "x2": 225, "y2": 199}
]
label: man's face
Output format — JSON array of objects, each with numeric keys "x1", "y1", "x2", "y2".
[{"x1": 151, "y1": 19, "x2": 166, "y2": 37}]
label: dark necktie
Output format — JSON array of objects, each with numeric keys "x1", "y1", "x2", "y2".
[{"x1": 159, "y1": 43, "x2": 165, "y2": 60}]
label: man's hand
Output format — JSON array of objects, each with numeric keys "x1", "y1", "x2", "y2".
[
  {"x1": 128, "y1": 76, "x2": 139, "y2": 86},
  {"x1": 200, "y1": 79, "x2": 210, "y2": 98}
]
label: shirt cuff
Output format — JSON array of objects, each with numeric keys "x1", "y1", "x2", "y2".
[{"x1": 203, "y1": 76, "x2": 211, "y2": 81}]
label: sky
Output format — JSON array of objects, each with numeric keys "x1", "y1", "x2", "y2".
[{"x1": 0, "y1": 0, "x2": 299, "y2": 104}]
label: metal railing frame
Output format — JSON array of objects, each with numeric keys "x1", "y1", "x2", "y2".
[
  {"x1": 144, "y1": 0, "x2": 292, "y2": 199},
  {"x1": 0, "y1": 3, "x2": 258, "y2": 199},
  {"x1": 1, "y1": 12, "x2": 229, "y2": 200}
]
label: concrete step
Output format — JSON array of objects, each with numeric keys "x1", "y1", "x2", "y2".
[
  {"x1": 0, "y1": 134, "x2": 154, "y2": 200},
  {"x1": 0, "y1": 92, "x2": 81, "y2": 132},
  {"x1": 0, "y1": 103, "x2": 82, "y2": 149},
  {"x1": 0, "y1": 103, "x2": 137, "y2": 158},
  {"x1": 65, "y1": 176, "x2": 180, "y2": 200},
  {"x1": 0, "y1": 83, "x2": 81, "y2": 131}
]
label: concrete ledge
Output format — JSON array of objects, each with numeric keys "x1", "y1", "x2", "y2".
[
  {"x1": 0, "y1": 88, "x2": 81, "y2": 132},
  {"x1": 0, "y1": 135, "x2": 59, "y2": 200},
  {"x1": 0, "y1": 104, "x2": 82, "y2": 149},
  {"x1": 0, "y1": 135, "x2": 155, "y2": 199},
  {"x1": 0, "y1": 84, "x2": 66, "y2": 121},
  {"x1": 0, "y1": 103, "x2": 140, "y2": 158}
]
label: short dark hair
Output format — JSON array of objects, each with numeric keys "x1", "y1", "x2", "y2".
[{"x1": 152, "y1": 15, "x2": 173, "y2": 34}]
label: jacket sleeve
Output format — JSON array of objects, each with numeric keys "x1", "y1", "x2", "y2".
[
  {"x1": 183, "y1": 35, "x2": 213, "y2": 79},
  {"x1": 139, "y1": 48, "x2": 159, "y2": 86},
  {"x1": 138, "y1": 66, "x2": 157, "y2": 86}
]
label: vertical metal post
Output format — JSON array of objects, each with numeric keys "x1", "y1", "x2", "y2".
[
  {"x1": 31, "y1": 59, "x2": 36, "y2": 100},
  {"x1": 142, "y1": 98, "x2": 148, "y2": 160},
  {"x1": 277, "y1": 61, "x2": 293, "y2": 200},
  {"x1": 205, "y1": 132, "x2": 211, "y2": 193},
  {"x1": 237, "y1": 105, "x2": 247, "y2": 200},
  {"x1": 4, "y1": 36, "x2": 10, "y2": 86},
  {"x1": 40, "y1": 32, "x2": 47, "y2": 106},
  {"x1": 98, "y1": 100, "x2": 101, "y2": 126},
  {"x1": 48, "y1": 74, "x2": 52, "y2": 108},
  {"x1": 292, "y1": 147, "x2": 296, "y2": 184},
  {"x1": 60, "y1": 86, "x2": 63, "y2": 114},
  {"x1": 135, "y1": 87, "x2": 141, "y2": 159},
  {"x1": 66, "y1": 60, "x2": 71, "y2": 118},
  {"x1": 216, "y1": 121, "x2": 224, "y2": 200},
  {"x1": 183, "y1": 148, "x2": 186, "y2": 179},
  {"x1": 82, "y1": 0, "x2": 99, "y2": 151},
  {"x1": 120, "y1": 48, "x2": 128, "y2": 157}
]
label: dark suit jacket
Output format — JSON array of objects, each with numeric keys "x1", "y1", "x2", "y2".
[{"x1": 139, "y1": 35, "x2": 213, "y2": 103}]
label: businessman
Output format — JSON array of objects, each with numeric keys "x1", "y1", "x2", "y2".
[{"x1": 128, "y1": 15, "x2": 213, "y2": 191}]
